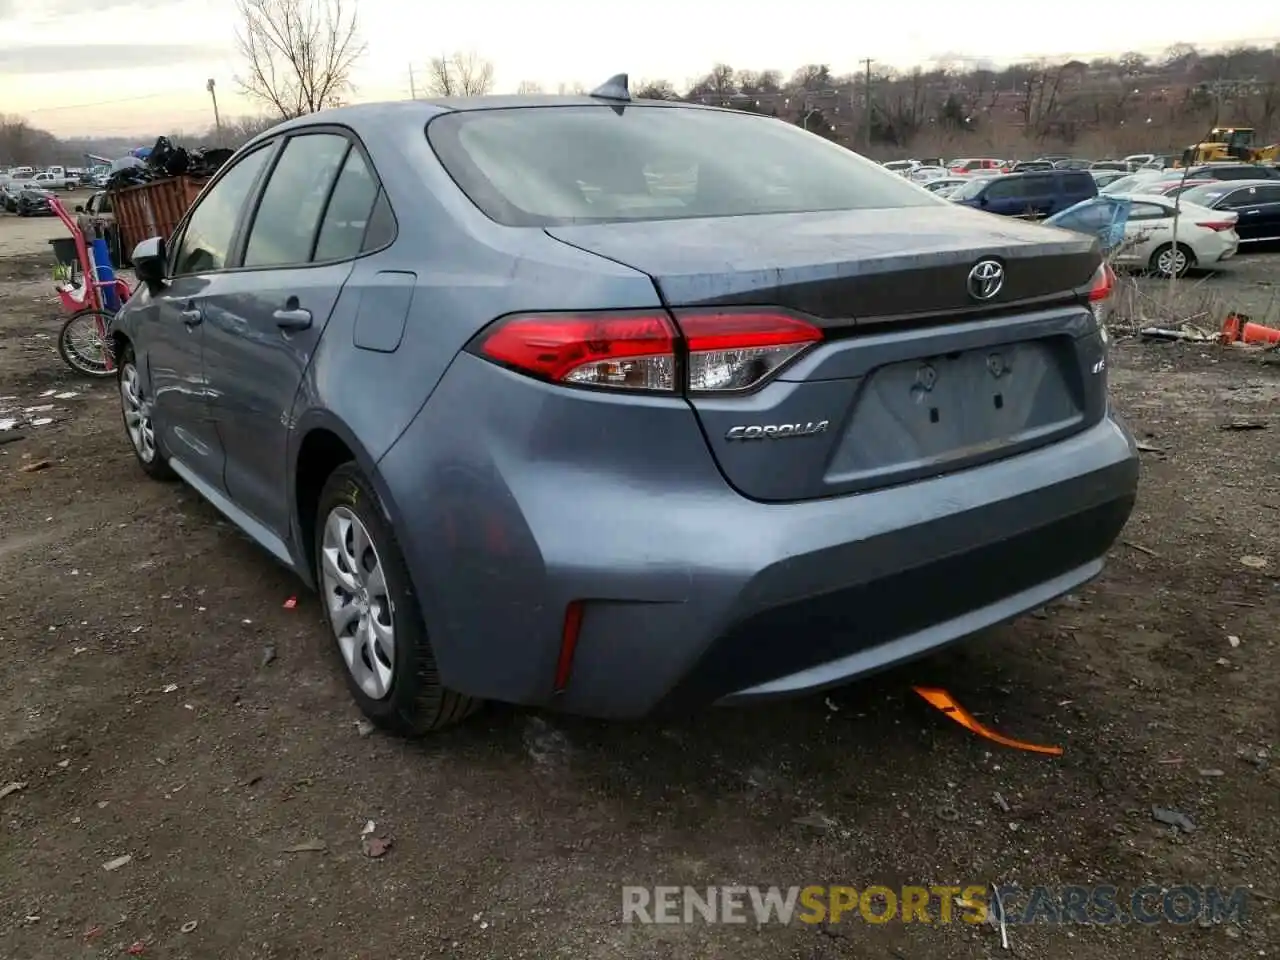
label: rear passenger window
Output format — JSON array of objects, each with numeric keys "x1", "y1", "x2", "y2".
[
  {"x1": 362, "y1": 191, "x2": 396, "y2": 251},
  {"x1": 243, "y1": 133, "x2": 350, "y2": 268},
  {"x1": 1220, "y1": 188, "x2": 1257, "y2": 208},
  {"x1": 1128, "y1": 202, "x2": 1170, "y2": 221},
  {"x1": 314, "y1": 149, "x2": 381, "y2": 261},
  {"x1": 1255, "y1": 184, "x2": 1280, "y2": 203}
]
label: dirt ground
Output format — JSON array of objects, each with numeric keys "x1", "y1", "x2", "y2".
[{"x1": 0, "y1": 213, "x2": 1277, "y2": 960}]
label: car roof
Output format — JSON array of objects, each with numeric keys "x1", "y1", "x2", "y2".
[
  {"x1": 1191, "y1": 178, "x2": 1277, "y2": 189},
  {"x1": 1118, "y1": 192, "x2": 1176, "y2": 205},
  {"x1": 1002, "y1": 168, "x2": 1087, "y2": 178},
  {"x1": 262, "y1": 94, "x2": 695, "y2": 130},
  {"x1": 243, "y1": 95, "x2": 731, "y2": 152}
]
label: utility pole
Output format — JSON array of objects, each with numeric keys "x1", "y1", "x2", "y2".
[
  {"x1": 206, "y1": 78, "x2": 223, "y2": 145},
  {"x1": 409, "y1": 63, "x2": 417, "y2": 99},
  {"x1": 861, "y1": 58, "x2": 874, "y2": 151}
]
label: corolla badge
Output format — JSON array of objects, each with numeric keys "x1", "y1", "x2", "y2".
[
  {"x1": 967, "y1": 259, "x2": 1005, "y2": 301},
  {"x1": 725, "y1": 421, "x2": 831, "y2": 441}
]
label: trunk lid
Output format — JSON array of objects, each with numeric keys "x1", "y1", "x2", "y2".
[{"x1": 547, "y1": 207, "x2": 1108, "y2": 502}]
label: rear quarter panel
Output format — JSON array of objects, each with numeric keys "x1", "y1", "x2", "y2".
[{"x1": 291, "y1": 118, "x2": 663, "y2": 470}]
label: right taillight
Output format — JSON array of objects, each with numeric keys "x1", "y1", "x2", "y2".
[
  {"x1": 676, "y1": 309, "x2": 823, "y2": 392},
  {"x1": 1196, "y1": 220, "x2": 1236, "y2": 232},
  {"x1": 471, "y1": 308, "x2": 823, "y2": 394}
]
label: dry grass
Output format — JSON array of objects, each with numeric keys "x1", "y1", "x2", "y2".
[{"x1": 1108, "y1": 270, "x2": 1280, "y2": 339}]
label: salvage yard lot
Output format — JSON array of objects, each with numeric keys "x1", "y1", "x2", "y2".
[{"x1": 0, "y1": 215, "x2": 1277, "y2": 959}]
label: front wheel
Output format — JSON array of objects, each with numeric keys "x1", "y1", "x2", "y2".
[
  {"x1": 58, "y1": 309, "x2": 115, "y2": 378},
  {"x1": 315, "y1": 464, "x2": 479, "y2": 736},
  {"x1": 117, "y1": 343, "x2": 175, "y2": 481}
]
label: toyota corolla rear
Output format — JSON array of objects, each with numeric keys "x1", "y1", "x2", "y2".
[{"x1": 380, "y1": 101, "x2": 1139, "y2": 718}]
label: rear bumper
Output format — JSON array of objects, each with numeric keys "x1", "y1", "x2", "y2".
[{"x1": 380, "y1": 355, "x2": 1139, "y2": 719}]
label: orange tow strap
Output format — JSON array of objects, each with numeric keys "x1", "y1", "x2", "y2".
[{"x1": 912, "y1": 686, "x2": 1064, "y2": 756}]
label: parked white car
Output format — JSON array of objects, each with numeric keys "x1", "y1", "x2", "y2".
[
  {"x1": 909, "y1": 165, "x2": 949, "y2": 183},
  {"x1": 1109, "y1": 195, "x2": 1239, "y2": 277},
  {"x1": 921, "y1": 176, "x2": 968, "y2": 198},
  {"x1": 1099, "y1": 171, "x2": 1166, "y2": 196},
  {"x1": 883, "y1": 160, "x2": 919, "y2": 177}
]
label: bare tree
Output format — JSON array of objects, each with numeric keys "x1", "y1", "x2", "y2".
[
  {"x1": 222, "y1": 114, "x2": 284, "y2": 147},
  {"x1": 516, "y1": 80, "x2": 544, "y2": 94},
  {"x1": 426, "y1": 51, "x2": 495, "y2": 97},
  {"x1": 557, "y1": 81, "x2": 587, "y2": 95},
  {"x1": 635, "y1": 79, "x2": 679, "y2": 100},
  {"x1": 687, "y1": 64, "x2": 737, "y2": 102},
  {"x1": 235, "y1": 0, "x2": 365, "y2": 120}
]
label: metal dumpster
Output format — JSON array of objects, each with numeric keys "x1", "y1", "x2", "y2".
[{"x1": 107, "y1": 176, "x2": 208, "y2": 260}]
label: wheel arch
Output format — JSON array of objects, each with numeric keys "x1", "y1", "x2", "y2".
[{"x1": 290, "y1": 410, "x2": 404, "y2": 589}]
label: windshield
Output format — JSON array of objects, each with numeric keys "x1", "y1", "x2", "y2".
[
  {"x1": 427, "y1": 105, "x2": 941, "y2": 226},
  {"x1": 1102, "y1": 174, "x2": 1159, "y2": 195},
  {"x1": 951, "y1": 177, "x2": 990, "y2": 200}
]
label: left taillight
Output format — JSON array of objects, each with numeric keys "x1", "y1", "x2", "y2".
[
  {"x1": 471, "y1": 308, "x2": 823, "y2": 394},
  {"x1": 1087, "y1": 262, "x2": 1115, "y2": 302},
  {"x1": 474, "y1": 311, "x2": 678, "y2": 391}
]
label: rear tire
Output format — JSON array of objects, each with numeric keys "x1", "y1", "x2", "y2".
[
  {"x1": 1150, "y1": 242, "x2": 1195, "y2": 279},
  {"x1": 314, "y1": 463, "x2": 479, "y2": 736}
]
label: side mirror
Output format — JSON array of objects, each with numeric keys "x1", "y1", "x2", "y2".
[
  {"x1": 74, "y1": 205, "x2": 84, "y2": 213},
  {"x1": 132, "y1": 236, "x2": 167, "y2": 287}
]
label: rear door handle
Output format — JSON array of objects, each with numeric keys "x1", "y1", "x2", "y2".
[{"x1": 274, "y1": 308, "x2": 313, "y2": 331}]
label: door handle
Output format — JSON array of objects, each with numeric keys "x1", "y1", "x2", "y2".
[
  {"x1": 1242, "y1": 209, "x2": 1260, "y2": 215},
  {"x1": 274, "y1": 308, "x2": 313, "y2": 331},
  {"x1": 180, "y1": 306, "x2": 202, "y2": 327}
]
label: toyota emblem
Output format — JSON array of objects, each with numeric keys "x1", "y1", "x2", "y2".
[{"x1": 967, "y1": 259, "x2": 1005, "y2": 301}]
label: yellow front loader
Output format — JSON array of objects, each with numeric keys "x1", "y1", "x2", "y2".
[{"x1": 1178, "y1": 127, "x2": 1279, "y2": 166}]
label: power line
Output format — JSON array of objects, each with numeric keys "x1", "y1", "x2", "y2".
[{"x1": 23, "y1": 92, "x2": 174, "y2": 114}]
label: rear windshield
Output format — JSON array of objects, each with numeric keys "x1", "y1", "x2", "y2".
[{"x1": 426, "y1": 105, "x2": 940, "y2": 226}]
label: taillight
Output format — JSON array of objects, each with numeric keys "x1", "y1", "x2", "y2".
[
  {"x1": 471, "y1": 308, "x2": 823, "y2": 394},
  {"x1": 1196, "y1": 221, "x2": 1236, "y2": 232},
  {"x1": 475, "y1": 311, "x2": 677, "y2": 391},
  {"x1": 675, "y1": 310, "x2": 823, "y2": 392},
  {"x1": 1087, "y1": 262, "x2": 1115, "y2": 302}
]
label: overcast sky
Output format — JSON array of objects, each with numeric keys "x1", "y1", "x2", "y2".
[{"x1": 3, "y1": 0, "x2": 1279, "y2": 137}]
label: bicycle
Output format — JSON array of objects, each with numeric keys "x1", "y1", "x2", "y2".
[{"x1": 48, "y1": 196, "x2": 132, "y2": 378}]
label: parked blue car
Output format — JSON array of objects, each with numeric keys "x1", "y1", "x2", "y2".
[
  {"x1": 108, "y1": 82, "x2": 1138, "y2": 736},
  {"x1": 951, "y1": 170, "x2": 1098, "y2": 219}
]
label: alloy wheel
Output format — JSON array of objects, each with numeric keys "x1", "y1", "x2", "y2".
[
  {"x1": 120, "y1": 362, "x2": 156, "y2": 463},
  {"x1": 320, "y1": 506, "x2": 396, "y2": 700},
  {"x1": 1157, "y1": 247, "x2": 1187, "y2": 277}
]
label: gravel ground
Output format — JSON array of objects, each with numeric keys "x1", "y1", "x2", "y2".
[{"x1": 0, "y1": 216, "x2": 1276, "y2": 960}]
